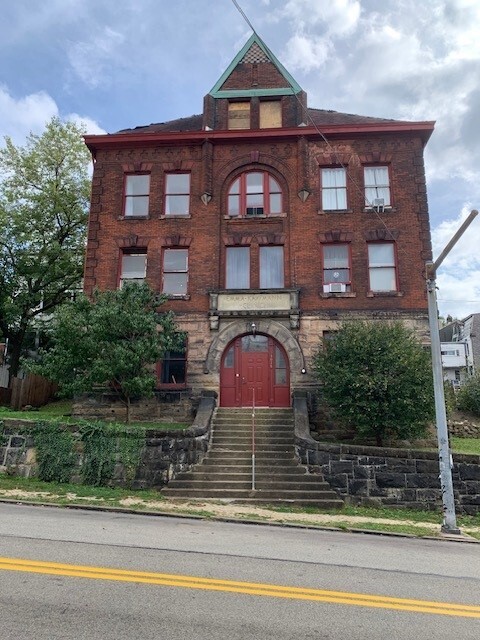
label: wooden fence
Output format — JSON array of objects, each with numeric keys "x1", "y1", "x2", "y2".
[{"x1": 9, "y1": 374, "x2": 57, "y2": 410}]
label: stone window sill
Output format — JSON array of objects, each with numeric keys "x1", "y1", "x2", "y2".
[
  {"x1": 320, "y1": 292, "x2": 356, "y2": 299},
  {"x1": 224, "y1": 213, "x2": 287, "y2": 221},
  {"x1": 366, "y1": 291, "x2": 403, "y2": 297},
  {"x1": 118, "y1": 215, "x2": 150, "y2": 221},
  {"x1": 159, "y1": 214, "x2": 191, "y2": 220},
  {"x1": 363, "y1": 206, "x2": 396, "y2": 214},
  {"x1": 318, "y1": 209, "x2": 353, "y2": 215},
  {"x1": 165, "y1": 294, "x2": 191, "y2": 301}
]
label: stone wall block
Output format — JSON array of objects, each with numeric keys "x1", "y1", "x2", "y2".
[
  {"x1": 405, "y1": 474, "x2": 439, "y2": 489},
  {"x1": 376, "y1": 472, "x2": 406, "y2": 488},
  {"x1": 456, "y1": 463, "x2": 480, "y2": 481}
]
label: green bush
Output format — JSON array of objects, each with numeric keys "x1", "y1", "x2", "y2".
[
  {"x1": 33, "y1": 421, "x2": 76, "y2": 483},
  {"x1": 457, "y1": 374, "x2": 480, "y2": 416},
  {"x1": 79, "y1": 421, "x2": 143, "y2": 487},
  {"x1": 314, "y1": 321, "x2": 434, "y2": 446}
]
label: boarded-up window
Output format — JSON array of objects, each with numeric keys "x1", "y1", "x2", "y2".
[
  {"x1": 228, "y1": 102, "x2": 250, "y2": 129},
  {"x1": 260, "y1": 101, "x2": 282, "y2": 128}
]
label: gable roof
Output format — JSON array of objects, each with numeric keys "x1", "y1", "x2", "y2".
[{"x1": 209, "y1": 33, "x2": 302, "y2": 98}]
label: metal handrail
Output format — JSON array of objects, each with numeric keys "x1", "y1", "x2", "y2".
[{"x1": 251, "y1": 388, "x2": 256, "y2": 491}]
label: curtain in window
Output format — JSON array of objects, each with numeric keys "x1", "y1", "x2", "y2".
[
  {"x1": 368, "y1": 243, "x2": 396, "y2": 291},
  {"x1": 260, "y1": 246, "x2": 284, "y2": 288},
  {"x1": 322, "y1": 169, "x2": 347, "y2": 210},
  {"x1": 364, "y1": 167, "x2": 390, "y2": 205},
  {"x1": 226, "y1": 247, "x2": 250, "y2": 289},
  {"x1": 323, "y1": 244, "x2": 349, "y2": 283}
]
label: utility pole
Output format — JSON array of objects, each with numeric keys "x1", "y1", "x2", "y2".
[{"x1": 426, "y1": 208, "x2": 478, "y2": 534}]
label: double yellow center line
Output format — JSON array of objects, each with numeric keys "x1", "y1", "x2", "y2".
[{"x1": 1, "y1": 556, "x2": 479, "y2": 618}]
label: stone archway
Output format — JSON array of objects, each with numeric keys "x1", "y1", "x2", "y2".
[{"x1": 206, "y1": 319, "x2": 305, "y2": 386}]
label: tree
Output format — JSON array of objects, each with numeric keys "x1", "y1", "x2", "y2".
[
  {"x1": 456, "y1": 373, "x2": 480, "y2": 416},
  {"x1": 313, "y1": 321, "x2": 434, "y2": 446},
  {"x1": 29, "y1": 283, "x2": 184, "y2": 423},
  {"x1": 0, "y1": 117, "x2": 91, "y2": 382}
]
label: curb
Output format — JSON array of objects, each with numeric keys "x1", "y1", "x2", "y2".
[{"x1": 0, "y1": 497, "x2": 478, "y2": 543}]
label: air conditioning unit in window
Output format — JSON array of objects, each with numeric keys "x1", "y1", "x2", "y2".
[
  {"x1": 323, "y1": 283, "x2": 347, "y2": 293},
  {"x1": 246, "y1": 207, "x2": 264, "y2": 216},
  {"x1": 372, "y1": 198, "x2": 385, "y2": 212}
]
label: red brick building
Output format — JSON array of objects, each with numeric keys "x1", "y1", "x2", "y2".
[{"x1": 84, "y1": 35, "x2": 434, "y2": 410}]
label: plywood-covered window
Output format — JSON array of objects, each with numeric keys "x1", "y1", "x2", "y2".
[
  {"x1": 260, "y1": 101, "x2": 282, "y2": 128},
  {"x1": 228, "y1": 102, "x2": 250, "y2": 129}
]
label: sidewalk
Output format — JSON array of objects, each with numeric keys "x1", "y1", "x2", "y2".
[{"x1": 0, "y1": 486, "x2": 478, "y2": 542}]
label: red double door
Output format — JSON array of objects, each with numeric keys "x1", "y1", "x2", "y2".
[{"x1": 220, "y1": 335, "x2": 290, "y2": 407}]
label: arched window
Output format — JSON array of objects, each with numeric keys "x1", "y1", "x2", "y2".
[{"x1": 227, "y1": 171, "x2": 283, "y2": 217}]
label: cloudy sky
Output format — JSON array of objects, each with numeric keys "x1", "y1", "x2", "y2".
[{"x1": 1, "y1": 0, "x2": 479, "y2": 319}]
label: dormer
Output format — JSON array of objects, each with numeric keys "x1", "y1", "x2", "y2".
[{"x1": 203, "y1": 34, "x2": 307, "y2": 131}]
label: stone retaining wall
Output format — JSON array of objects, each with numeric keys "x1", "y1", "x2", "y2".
[
  {"x1": 295, "y1": 438, "x2": 480, "y2": 515},
  {"x1": 0, "y1": 397, "x2": 215, "y2": 489}
]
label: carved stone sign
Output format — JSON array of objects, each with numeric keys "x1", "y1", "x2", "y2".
[{"x1": 217, "y1": 292, "x2": 291, "y2": 312}]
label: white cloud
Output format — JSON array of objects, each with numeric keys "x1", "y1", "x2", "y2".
[
  {"x1": 281, "y1": 0, "x2": 361, "y2": 35},
  {"x1": 0, "y1": 86, "x2": 58, "y2": 144},
  {"x1": 67, "y1": 26, "x2": 125, "y2": 88},
  {"x1": 0, "y1": 85, "x2": 105, "y2": 146},
  {"x1": 284, "y1": 34, "x2": 332, "y2": 73}
]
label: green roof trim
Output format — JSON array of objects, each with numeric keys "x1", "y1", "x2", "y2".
[
  {"x1": 209, "y1": 33, "x2": 303, "y2": 97},
  {"x1": 212, "y1": 88, "x2": 296, "y2": 98}
]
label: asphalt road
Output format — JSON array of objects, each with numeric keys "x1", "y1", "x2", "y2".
[{"x1": 0, "y1": 503, "x2": 478, "y2": 639}]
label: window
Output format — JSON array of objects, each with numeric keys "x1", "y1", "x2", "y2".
[
  {"x1": 228, "y1": 102, "x2": 250, "y2": 129},
  {"x1": 119, "y1": 251, "x2": 147, "y2": 287},
  {"x1": 364, "y1": 166, "x2": 391, "y2": 206},
  {"x1": 368, "y1": 243, "x2": 397, "y2": 291},
  {"x1": 260, "y1": 101, "x2": 282, "y2": 128},
  {"x1": 162, "y1": 249, "x2": 188, "y2": 295},
  {"x1": 227, "y1": 171, "x2": 282, "y2": 217},
  {"x1": 158, "y1": 337, "x2": 187, "y2": 387},
  {"x1": 226, "y1": 247, "x2": 250, "y2": 289},
  {"x1": 124, "y1": 174, "x2": 150, "y2": 217},
  {"x1": 275, "y1": 346, "x2": 287, "y2": 384},
  {"x1": 165, "y1": 173, "x2": 190, "y2": 216},
  {"x1": 322, "y1": 244, "x2": 351, "y2": 291},
  {"x1": 321, "y1": 168, "x2": 347, "y2": 210},
  {"x1": 259, "y1": 246, "x2": 284, "y2": 288}
]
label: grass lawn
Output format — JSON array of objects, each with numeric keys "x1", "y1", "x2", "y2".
[
  {"x1": 450, "y1": 437, "x2": 480, "y2": 455},
  {"x1": 0, "y1": 399, "x2": 189, "y2": 430}
]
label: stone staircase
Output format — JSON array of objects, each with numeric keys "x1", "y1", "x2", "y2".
[{"x1": 162, "y1": 407, "x2": 343, "y2": 507}]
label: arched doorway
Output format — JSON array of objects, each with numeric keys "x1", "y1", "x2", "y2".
[{"x1": 220, "y1": 334, "x2": 290, "y2": 407}]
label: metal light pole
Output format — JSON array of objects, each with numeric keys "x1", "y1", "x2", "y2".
[{"x1": 426, "y1": 208, "x2": 478, "y2": 534}]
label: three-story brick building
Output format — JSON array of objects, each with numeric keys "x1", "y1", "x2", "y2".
[{"x1": 84, "y1": 34, "x2": 434, "y2": 410}]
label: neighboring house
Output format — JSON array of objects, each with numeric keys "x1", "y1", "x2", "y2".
[
  {"x1": 440, "y1": 313, "x2": 480, "y2": 384},
  {"x1": 83, "y1": 34, "x2": 434, "y2": 409},
  {"x1": 440, "y1": 341, "x2": 469, "y2": 387}
]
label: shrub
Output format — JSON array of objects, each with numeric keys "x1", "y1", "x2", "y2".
[
  {"x1": 314, "y1": 321, "x2": 434, "y2": 446},
  {"x1": 457, "y1": 374, "x2": 480, "y2": 416}
]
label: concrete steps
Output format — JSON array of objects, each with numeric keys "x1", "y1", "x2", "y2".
[{"x1": 162, "y1": 407, "x2": 343, "y2": 508}]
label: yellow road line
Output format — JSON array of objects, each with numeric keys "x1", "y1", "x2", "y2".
[{"x1": 0, "y1": 556, "x2": 479, "y2": 618}]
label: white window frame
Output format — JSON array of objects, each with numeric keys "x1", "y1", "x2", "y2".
[
  {"x1": 162, "y1": 248, "x2": 189, "y2": 295},
  {"x1": 368, "y1": 242, "x2": 397, "y2": 292},
  {"x1": 165, "y1": 173, "x2": 191, "y2": 216},
  {"x1": 120, "y1": 252, "x2": 147, "y2": 287},
  {"x1": 321, "y1": 168, "x2": 347, "y2": 211},
  {"x1": 124, "y1": 174, "x2": 150, "y2": 217},
  {"x1": 364, "y1": 166, "x2": 391, "y2": 207}
]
